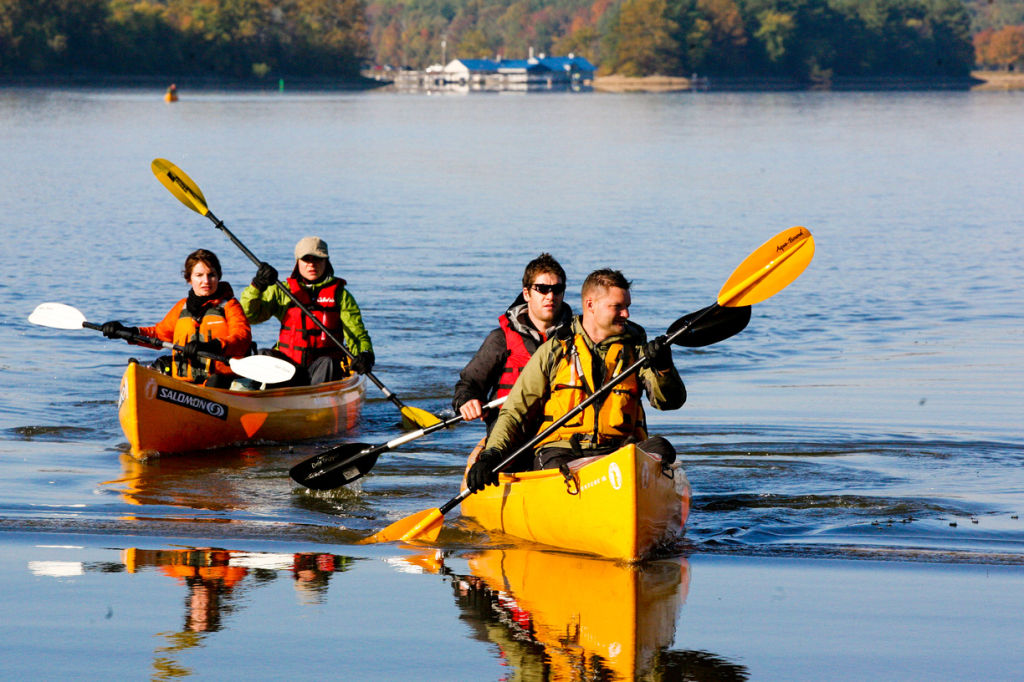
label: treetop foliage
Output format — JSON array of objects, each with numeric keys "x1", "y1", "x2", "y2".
[
  {"x1": 371, "y1": 0, "x2": 977, "y2": 79},
  {"x1": 2, "y1": 0, "x2": 1013, "y2": 81},
  {"x1": 0, "y1": 0, "x2": 369, "y2": 78}
]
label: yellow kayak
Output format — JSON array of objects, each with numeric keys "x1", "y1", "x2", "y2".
[
  {"x1": 460, "y1": 442, "x2": 690, "y2": 562},
  {"x1": 117, "y1": 360, "x2": 365, "y2": 458},
  {"x1": 462, "y1": 547, "x2": 688, "y2": 678}
]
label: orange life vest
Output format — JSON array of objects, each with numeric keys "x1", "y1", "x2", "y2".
[
  {"x1": 535, "y1": 333, "x2": 647, "y2": 448},
  {"x1": 171, "y1": 299, "x2": 231, "y2": 383}
]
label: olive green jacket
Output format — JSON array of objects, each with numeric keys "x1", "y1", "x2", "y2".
[
  {"x1": 240, "y1": 277, "x2": 373, "y2": 355},
  {"x1": 484, "y1": 316, "x2": 685, "y2": 456}
]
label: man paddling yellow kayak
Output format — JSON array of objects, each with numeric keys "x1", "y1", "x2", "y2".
[{"x1": 467, "y1": 267, "x2": 685, "y2": 490}]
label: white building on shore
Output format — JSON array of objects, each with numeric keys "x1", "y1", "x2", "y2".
[{"x1": 395, "y1": 53, "x2": 595, "y2": 93}]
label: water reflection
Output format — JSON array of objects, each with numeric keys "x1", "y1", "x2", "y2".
[
  {"x1": 120, "y1": 547, "x2": 355, "y2": 678},
  {"x1": 395, "y1": 547, "x2": 749, "y2": 681},
  {"x1": 105, "y1": 451, "x2": 267, "y2": 512},
  {"x1": 26, "y1": 541, "x2": 749, "y2": 679}
]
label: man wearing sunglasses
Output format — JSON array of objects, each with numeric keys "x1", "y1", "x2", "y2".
[
  {"x1": 240, "y1": 236, "x2": 374, "y2": 386},
  {"x1": 453, "y1": 253, "x2": 573, "y2": 433},
  {"x1": 466, "y1": 268, "x2": 685, "y2": 491}
]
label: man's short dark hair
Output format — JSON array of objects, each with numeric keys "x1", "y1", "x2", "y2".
[
  {"x1": 522, "y1": 253, "x2": 566, "y2": 288},
  {"x1": 581, "y1": 269, "x2": 631, "y2": 299}
]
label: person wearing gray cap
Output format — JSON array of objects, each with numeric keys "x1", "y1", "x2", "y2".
[{"x1": 240, "y1": 236, "x2": 374, "y2": 385}]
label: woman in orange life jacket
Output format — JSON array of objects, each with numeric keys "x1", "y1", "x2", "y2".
[
  {"x1": 452, "y1": 253, "x2": 573, "y2": 437},
  {"x1": 240, "y1": 236, "x2": 374, "y2": 386},
  {"x1": 99, "y1": 249, "x2": 253, "y2": 388}
]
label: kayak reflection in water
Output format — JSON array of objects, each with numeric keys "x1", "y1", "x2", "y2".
[
  {"x1": 291, "y1": 552, "x2": 354, "y2": 605},
  {"x1": 123, "y1": 548, "x2": 247, "y2": 636},
  {"x1": 436, "y1": 548, "x2": 749, "y2": 680}
]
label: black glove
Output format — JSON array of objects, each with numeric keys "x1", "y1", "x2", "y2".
[
  {"x1": 466, "y1": 448, "x2": 504, "y2": 493},
  {"x1": 644, "y1": 335, "x2": 673, "y2": 372},
  {"x1": 251, "y1": 262, "x2": 279, "y2": 291},
  {"x1": 183, "y1": 338, "x2": 222, "y2": 361},
  {"x1": 351, "y1": 351, "x2": 375, "y2": 375},
  {"x1": 101, "y1": 320, "x2": 137, "y2": 339}
]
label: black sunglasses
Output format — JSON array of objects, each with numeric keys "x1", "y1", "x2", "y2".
[{"x1": 530, "y1": 283, "x2": 566, "y2": 295}]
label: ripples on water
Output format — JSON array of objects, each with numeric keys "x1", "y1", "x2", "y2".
[{"x1": 0, "y1": 88, "x2": 1022, "y2": 566}]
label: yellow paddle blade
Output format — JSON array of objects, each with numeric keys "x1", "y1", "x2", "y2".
[
  {"x1": 357, "y1": 508, "x2": 444, "y2": 545},
  {"x1": 401, "y1": 406, "x2": 442, "y2": 429},
  {"x1": 717, "y1": 226, "x2": 815, "y2": 307},
  {"x1": 151, "y1": 158, "x2": 210, "y2": 216}
]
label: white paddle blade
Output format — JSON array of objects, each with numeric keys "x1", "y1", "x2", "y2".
[
  {"x1": 28, "y1": 302, "x2": 87, "y2": 330},
  {"x1": 228, "y1": 356, "x2": 296, "y2": 384}
]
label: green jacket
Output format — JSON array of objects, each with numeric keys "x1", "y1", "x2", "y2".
[
  {"x1": 240, "y1": 277, "x2": 373, "y2": 356},
  {"x1": 484, "y1": 316, "x2": 685, "y2": 456}
]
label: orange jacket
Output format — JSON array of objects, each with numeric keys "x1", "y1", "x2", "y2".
[{"x1": 139, "y1": 285, "x2": 251, "y2": 383}]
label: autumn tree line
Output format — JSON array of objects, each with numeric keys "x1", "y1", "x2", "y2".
[
  {"x1": 0, "y1": 0, "x2": 370, "y2": 78},
  {"x1": 2, "y1": 0, "x2": 1023, "y2": 82}
]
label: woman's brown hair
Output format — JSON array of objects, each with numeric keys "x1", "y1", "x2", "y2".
[{"x1": 182, "y1": 249, "x2": 222, "y2": 281}]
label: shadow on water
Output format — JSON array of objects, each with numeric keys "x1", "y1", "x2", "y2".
[{"x1": 6, "y1": 425, "x2": 97, "y2": 440}]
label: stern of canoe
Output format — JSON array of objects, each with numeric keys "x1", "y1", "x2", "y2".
[{"x1": 117, "y1": 361, "x2": 144, "y2": 456}]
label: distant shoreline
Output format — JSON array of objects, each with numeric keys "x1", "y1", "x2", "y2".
[
  {"x1": 594, "y1": 71, "x2": 1024, "y2": 92},
  {"x1": 969, "y1": 70, "x2": 1024, "y2": 90},
  {"x1": 0, "y1": 73, "x2": 384, "y2": 91},
  {"x1": 3, "y1": 71, "x2": 1022, "y2": 92}
]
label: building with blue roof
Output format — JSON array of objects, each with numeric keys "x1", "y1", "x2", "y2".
[{"x1": 439, "y1": 53, "x2": 594, "y2": 92}]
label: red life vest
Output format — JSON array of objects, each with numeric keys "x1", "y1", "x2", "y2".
[
  {"x1": 496, "y1": 314, "x2": 537, "y2": 399},
  {"x1": 277, "y1": 277, "x2": 346, "y2": 366}
]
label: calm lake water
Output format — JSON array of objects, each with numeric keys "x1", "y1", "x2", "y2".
[{"x1": 1, "y1": 87, "x2": 1023, "y2": 678}]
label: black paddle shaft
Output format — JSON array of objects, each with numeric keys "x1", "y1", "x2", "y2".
[
  {"x1": 439, "y1": 304, "x2": 725, "y2": 515},
  {"x1": 81, "y1": 321, "x2": 234, "y2": 365},
  {"x1": 293, "y1": 408, "x2": 476, "y2": 488}
]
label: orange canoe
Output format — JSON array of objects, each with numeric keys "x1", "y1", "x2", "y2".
[
  {"x1": 117, "y1": 360, "x2": 365, "y2": 458},
  {"x1": 461, "y1": 443, "x2": 690, "y2": 562}
]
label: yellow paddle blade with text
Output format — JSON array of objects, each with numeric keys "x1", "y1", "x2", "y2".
[{"x1": 718, "y1": 226, "x2": 815, "y2": 307}]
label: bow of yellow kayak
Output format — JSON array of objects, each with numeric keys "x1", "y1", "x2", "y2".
[{"x1": 460, "y1": 443, "x2": 690, "y2": 562}]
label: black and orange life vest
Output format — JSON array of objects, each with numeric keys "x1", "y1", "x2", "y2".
[
  {"x1": 535, "y1": 333, "x2": 647, "y2": 448},
  {"x1": 171, "y1": 299, "x2": 229, "y2": 383},
  {"x1": 276, "y1": 277, "x2": 347, "y2": 367},
  {"x1": 496, "y1": 314, "x2": 535, "y2": 399}
]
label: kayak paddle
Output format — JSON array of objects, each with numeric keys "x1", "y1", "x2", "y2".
[
  {"x1": 358, "y1": 226, "x2": 815, "y2": 545},
  {"x1": 290, "y1": 395, "x2": 509, "y2": 490},
  {"x1": 150, "y1": 158, "x2": 441, "y2": 430},
  {"x1": 292, "y1": 301, "x2": 750, "y2": 490},
  {"x1": 28, "y1": 302, "x2": 297, "y2": 384}
]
